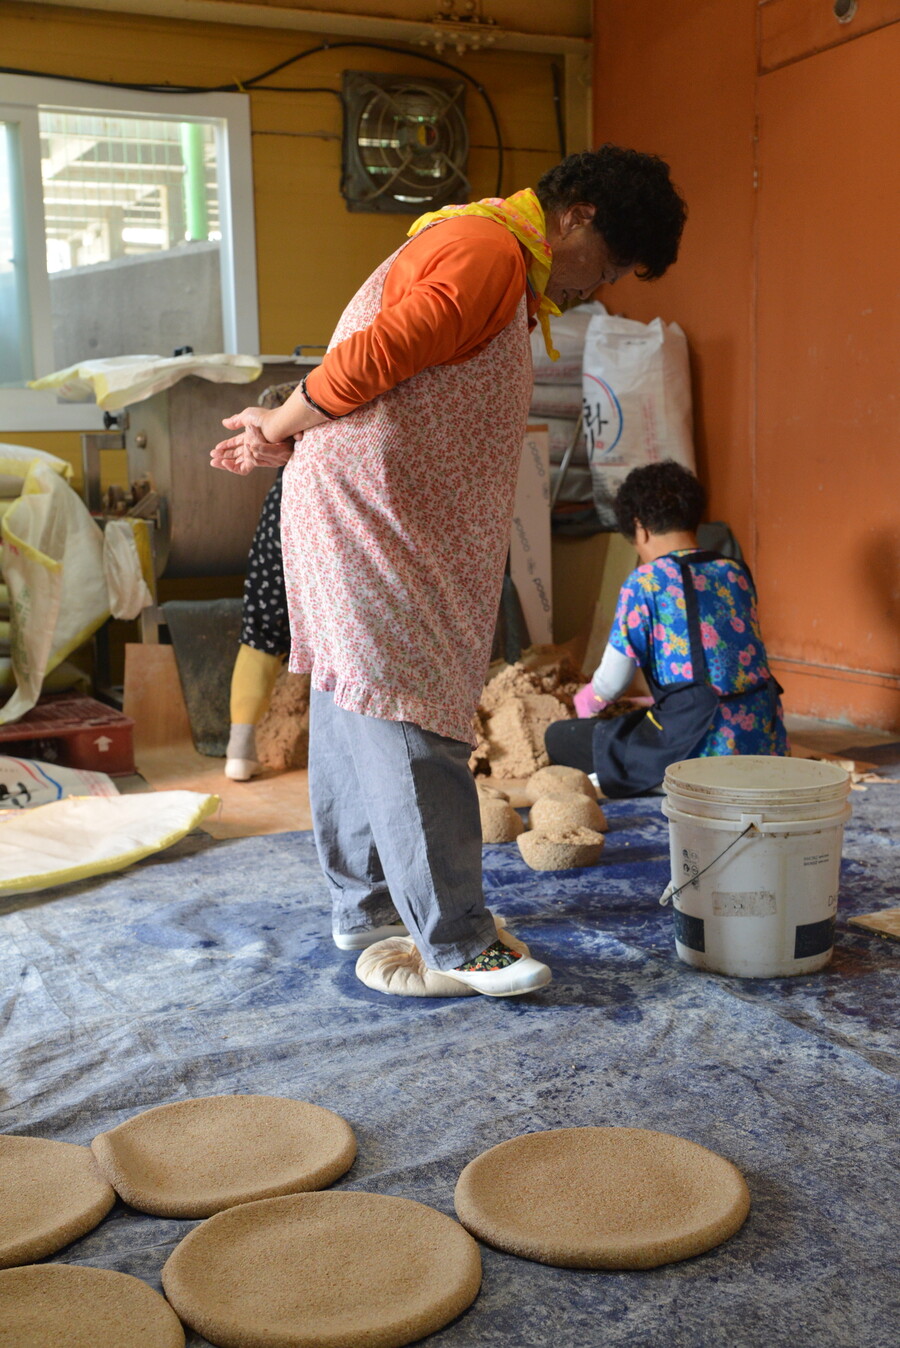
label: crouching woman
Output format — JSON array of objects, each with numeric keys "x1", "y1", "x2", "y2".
[{"x1": 546, "y1": 460, "x2": 788, "y2": 797}]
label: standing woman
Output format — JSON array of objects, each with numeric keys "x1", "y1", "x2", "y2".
[
  {"x1": 212, "y1": 146, "x2": 687, "y2": 996},
  {"x1": 550, "y1": 461, "x2": 789, "y2": 797}
]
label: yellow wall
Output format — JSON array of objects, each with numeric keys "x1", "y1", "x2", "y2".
[
  {"x1": 2, "y1": 2, "x2": 568, "y2": 494},
  {"x1": 1, "y1": 2, "x2": 574, "y2": 684},
  {"x1": 1, "y1": 0, "x2": 566, "y2": 437}
]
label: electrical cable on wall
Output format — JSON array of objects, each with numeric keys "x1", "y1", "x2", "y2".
[
  {"x1": 1, "y1": 39, "x2": 507, "y2": 196},
  {"x1": 550, "y1": 63, "x2": 566, "y2": 159}
]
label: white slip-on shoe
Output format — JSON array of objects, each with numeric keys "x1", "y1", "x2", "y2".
[
  {"x1": 224, "y1": 757, "x2": 261, "y2": 781},
  {"x1": 437, "y1": 952, "x2": 552, "y2": 998},
  {"x1": 333, "y1": 922, "x2": 409, "y2": 951}
]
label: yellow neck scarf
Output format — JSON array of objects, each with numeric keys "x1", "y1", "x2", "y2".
[{"x1": 408, "y1": 188, "x2": 560, "y2": 360}]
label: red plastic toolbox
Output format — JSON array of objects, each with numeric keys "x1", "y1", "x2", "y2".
[{"x1": 0, "y1": 694, "x2": 136, "y2": 775}]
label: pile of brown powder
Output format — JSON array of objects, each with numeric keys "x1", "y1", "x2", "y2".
[
  {"x1": 256, "y1": 668, "x2": 310, "y2": 772},
  {"x1": 469, "y1": 651, "x2": 585, "y2": 780}
]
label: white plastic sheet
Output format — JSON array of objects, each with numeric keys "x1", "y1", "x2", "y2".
[
  {"x1": 28, "y1": 353, "x2": 263, "y2": 411},
  {"x1": 530, "y1": 301, "x2": 608, "y2": 382}
]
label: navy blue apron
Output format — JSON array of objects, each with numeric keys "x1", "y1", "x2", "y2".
[{"x1": 592, "y1": 551, "x2": 781, "y2": 798}]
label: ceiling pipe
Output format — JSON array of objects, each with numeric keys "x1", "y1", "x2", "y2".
[{"x1": 22, "y1": 0, "x2": 590, "y2": 56}]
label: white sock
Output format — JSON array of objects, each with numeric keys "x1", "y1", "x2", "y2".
[{"x1": 227, "y1": 723, "x2": 258, "y2": 761}]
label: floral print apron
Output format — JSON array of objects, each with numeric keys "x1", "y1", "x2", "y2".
[{"x1": 281, "y1": 228, "x2": 533, "y2": 744}]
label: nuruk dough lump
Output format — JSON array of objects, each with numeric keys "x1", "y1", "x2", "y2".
[
  {"x1": 356, "y1": 917, "x2": 530, "y2": 997},
  {"x1": 256, "y1": 669, "x2": 310, "y2": 771},
  {"x1": 0, "y1": 1264, "x2": 185, "y2": 1348},
  {"x1": 91, "y1": 1095, "x2": 356, "y2": 1219},
  {"x1": 469, "y1": 658, "x2": 581, "y2": 779},
  {"x1": 480, "y1": 695, "x2": 568, "y2": 778},
  {"x1": 529, "y1": 790, "x2": 608, "y2": 834},
  {"x1": 475, "y1": 782, "x2": 509, "y2": 801},
  {"x1": 518, "y1": 826, "x2": 606, "y2": 871},
  {"x1": 162, "y1": 1190, "x2": 482, "y2": 1348},
  {"x1": 525, "y1": 764, "x2": 598, "y2": 803},
  {"x1": 0, "y1": 1134, "x2": 116, "y2": 1269},
  {"x1": 479, "y1": 795, "x2": 526, "y2": 842},
  {"x1": 454, "y1": 1127, "x2": 751, "y2": 1269}
]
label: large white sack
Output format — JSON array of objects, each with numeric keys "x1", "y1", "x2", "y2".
[
  {"x1": 531, "y1": 301, "x2": 608, "y2": 382},
  {"x1": 582, "y1": 312, "x2": 695, "y2": 525},
  {"x1": 0, "y1": 754, "x2": 117, "y2": 810},
  {"x1": 529, "y1": 383, "x2": 583, "y2": 421}
]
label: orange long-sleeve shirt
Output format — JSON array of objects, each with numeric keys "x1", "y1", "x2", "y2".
[{"x1": 303, "y1": 216, "x2": 538, "y2": 417}]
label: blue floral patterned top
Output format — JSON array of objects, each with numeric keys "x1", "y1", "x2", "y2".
[{"x1": 610, "y1": 550, "x2": 789, "y2": 757}]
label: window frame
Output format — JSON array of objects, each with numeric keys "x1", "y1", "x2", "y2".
[{"x1": 0, "y1": 73, "x2": 258, "y2": 432}]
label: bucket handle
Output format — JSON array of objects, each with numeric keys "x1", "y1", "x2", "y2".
[
  {"x1": 658, "y1": 820, "x2": 756, "y2": 906},
  {"x1": 661, "y1": 800, "x2": 852, "y2": 835}
]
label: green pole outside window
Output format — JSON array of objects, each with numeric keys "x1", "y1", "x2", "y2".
[{"x1": 180, "y1": 122, "x2": 209, "y2": 242}]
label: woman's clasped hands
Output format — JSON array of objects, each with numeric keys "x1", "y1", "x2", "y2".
[{"x1": 211, "y1": 406, "x2": 300, "y2": 474}]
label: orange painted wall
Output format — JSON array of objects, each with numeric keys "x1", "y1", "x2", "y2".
[
  {"x1": 591, "y1": 0, "x2": 759, "y2": 554},
  {"x1": 592, "y1": 0, "x2": 900, "y2": 730},
  {"x1": 755, "y1": 20, "x2": 900, "y2": 730}
]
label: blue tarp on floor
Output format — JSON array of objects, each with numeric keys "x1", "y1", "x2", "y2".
[{"x1": 2, "y1": 781, "x2": 899, "y2": 1347}]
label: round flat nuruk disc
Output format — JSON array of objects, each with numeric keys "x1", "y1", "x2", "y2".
[
  {"x1": 0, "y1": 1264, "x2": 185, "y2": 1348},
  {"x1": 0, "y1": 1134, "x2": 116, "y2": 1268},
  {"x1": 454, "y1": 1126, "x2": 750, "y2": 1269},
  {"x1": 162, "y1": 1190, "x2": 482, "y2": 1348},
  {"x1": 91, "y1": 1095, "x2": 356, "y2": 1218}
]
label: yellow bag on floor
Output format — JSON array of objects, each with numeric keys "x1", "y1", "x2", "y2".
[
  {"x1": 0, "y1": 791, "x2": 219, "y2": 896},
  {"x1": 0, "y1": 441, "x2": 73, "y2": 494},
  {"x1": 0, "y1": 462, "x2": 109, "y2": 723}
]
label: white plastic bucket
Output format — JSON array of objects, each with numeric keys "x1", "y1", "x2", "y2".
[{"x1": 660, "y1": 756, "x2": 852, "y2": 977}]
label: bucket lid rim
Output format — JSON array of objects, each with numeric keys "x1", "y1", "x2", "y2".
[
  {"x1": 663, "y1": 755, "x2": 851, "y2": 796},
  {"x1": 665, "y1": 754, "x2": 846, "y2": 787}
]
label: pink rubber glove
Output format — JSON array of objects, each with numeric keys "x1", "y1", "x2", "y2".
[{"x1": 574, "y1": 682, "x2": 606, "y2": 718}]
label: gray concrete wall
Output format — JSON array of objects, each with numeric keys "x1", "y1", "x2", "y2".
[{"x1": 49, "y1": 242, "x2": 223, "y2": 367}]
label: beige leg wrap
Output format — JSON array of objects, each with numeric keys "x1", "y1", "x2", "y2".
[{"x1": 229, "y1": 645, "x2": 283, "y2": 725}]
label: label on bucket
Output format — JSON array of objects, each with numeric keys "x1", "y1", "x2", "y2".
[{"x1": 712, "y1": 890, "x2": 776, "y2": 917}]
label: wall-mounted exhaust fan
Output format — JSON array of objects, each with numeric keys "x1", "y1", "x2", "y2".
[{"x1": 341, "y1": 71, "x2": 469, "y2": 213}]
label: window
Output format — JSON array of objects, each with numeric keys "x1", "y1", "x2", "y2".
[{"x1": 0, "y1": 74, "x2": 258, "y2": 431}]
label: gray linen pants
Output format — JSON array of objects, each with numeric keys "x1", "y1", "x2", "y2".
[{"x1": 308, "y1": 690, "x2": 497, "y2": 971}]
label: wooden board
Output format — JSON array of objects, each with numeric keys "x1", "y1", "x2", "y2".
[{"x1": 123, "y1": 643, "x2": 312, "y2": 837}]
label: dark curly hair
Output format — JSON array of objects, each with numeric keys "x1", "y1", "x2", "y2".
[
  {"x1": 536, "y1": 145, "x2": 687, "y2": 279},
  {"x1": 614, "y1": 460, "x2": 705, "y2": 538}
]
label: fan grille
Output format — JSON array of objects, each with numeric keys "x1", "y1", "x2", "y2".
[{"x1": 342, "y1": 72, "x2": 469, "y2": 214}]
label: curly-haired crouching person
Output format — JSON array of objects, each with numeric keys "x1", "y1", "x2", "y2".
[
  {"x1": 548, "y1": 461, "x2": 789, "y2": 799},
  {"x1": 212, "y1": 147, "x2": 687, "y2": 996}
]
